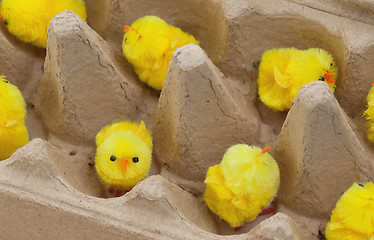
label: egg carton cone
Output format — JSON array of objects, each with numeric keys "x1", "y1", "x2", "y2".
[
  {"x1": 153, "y1": 43, "x2": 274, "y2": 195},
  {"x1": 274, "y1": 81, "x2": 374, "y2": 233},
  {"x1": 34, "y1": 11, "x2": 159, "y2": 145},
  {"x1": 0, "y1": 0, "x2": 374, "y2": 239}
]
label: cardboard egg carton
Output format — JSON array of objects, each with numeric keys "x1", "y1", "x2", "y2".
[{"x1": 1, "y1": 0, "x2": 374, "y2": 239}]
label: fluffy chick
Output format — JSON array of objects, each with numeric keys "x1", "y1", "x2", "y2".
[
  {"x1": 204, "y1": 144, "x2": 280, "y2": 229},
  {"x1": 95, "y1": 121, "x2": 152, "y2": 192},
  {"x1": 257, "y1": 48, "x2": 300, "y2": 111},
  {"x1": 122, "y1": 15, "x2": 199, "y2": 90},
  {"x1": 363, "y1": 82, "x2": 374, "y2": 143},
  {"x1": 0, "y1": 0, "x2": 87, "y2": 48},
  {"x1": 0, "y1": 76, "x2": 29, "y2": 160},
  {"x1": 286, "y1": 48, "x2": 337, "y2": 101},
  {"x1": 257, "y1": 48, "x2": 337, "y2": 111},
  {"x1": 325, "y1": 182, "x2": 374, "y2": 240}
]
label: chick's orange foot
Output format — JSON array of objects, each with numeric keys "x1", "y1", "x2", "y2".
[
  {"x1": 258, "y1": 206, "x2": 275, "y2": 216},
  {"x1": 234, "y1": 226, "x2": 243, "y2": 231},
  {"x1": 108, "y1": 187, "x2": 132, "y2": 197}
]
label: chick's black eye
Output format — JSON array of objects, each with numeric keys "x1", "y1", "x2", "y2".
[
  {"x1": 110, "y1": 155, "x2": 116, "y2": 161},
  {"x1": 4, "y1": 19, "x2": 8, "y2": 26},
  {"x1": 330, "y1": 63, "x2": 333, "y2": 67},
  {"x1": 318, "y1": 76, "x2": 324, "y2": 81},
  {"x1": 125, "y1": 38, "x2": 127, "y2": 42},
  {"x1": 359, "y1": 183, "x2": 364, "y2": 187},
  {"x1": 132, "y1": 157, "x2": 139, "y2": 163},
  {"x1": 3, "y1": 80, "x2": 8, "y2": 83}
]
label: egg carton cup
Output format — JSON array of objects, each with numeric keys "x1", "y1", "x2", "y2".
[{"x1": 0, "y1": 0, "x2": 374, "y2": 239}]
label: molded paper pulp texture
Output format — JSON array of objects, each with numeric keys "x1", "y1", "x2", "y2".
[{"x1": 1, "y1": 0, "x2": 374, "y2": 239}]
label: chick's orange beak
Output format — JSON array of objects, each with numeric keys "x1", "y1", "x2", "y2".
[
  {"x1": 324, "y1": 72, "x2": 335, "y2": 84},
  {"x1": 122, "y1": 159, "x2": 128, "y2": 173},
  {"x1": 262, "y1": 146, "x2": 270, "y2": 154},
  {"x1": 0, "y1": 13, "x2": 3, "y2": 22},
  {"x1": 123, "y1": 25, "x2": 131, "y2": 33}
]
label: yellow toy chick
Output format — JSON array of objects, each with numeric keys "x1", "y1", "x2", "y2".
[
  {"x1": 287, "y1": 48, "x2": 337, "y2": 101},
  {"x1": 257, "y1": 48, "x2": 337, "y2": 111},
  {"x1": 0, "y1": 0, "x2": 87, "y2": 48},
  {"x1": 325, "y1": 182, "x2": 374, "y2": 240},
  {"x1": 258, "y1": 48, "x2": 299, "y2": 111},
  {"x1": 0, "y1": 76, "x2": 29, "y2": 160},
  {"x1": 363, "y1": 82, "x2": 374, "y2": 143},
  {"x1": 204, "y1": 144, "x2": 280, "y2": 230},
  {"x1": 122, "y1": 15, "x2": 199, "y2": 90},
  {"x1": 95, "y1": 120, "x2": 152, "y2": 197}
]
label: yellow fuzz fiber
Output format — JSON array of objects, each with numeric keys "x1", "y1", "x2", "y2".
[
  {"x1": 204, "y1": 144, "x2": 280, "y2": 228},
  {"x1": 325, "y1": 182, "x2": 374, "y2": 240},
  {"x1": 0, "y1": 0, "x2": 87, "y2": 48},
  {"x1": 364, "y1": 85, "x2": 374, "y2": 143},
  {"x1": 0, "y1": 76, "x2": 29, "y2": 160},
  {"x1": 286, "y1": 48, "x2": 337, "y2": 100},
  {"x1": 257, "y1": 48, "x2": 337, "y2": 111},
  {"x1": 122, "y1": 15, "x2": 199, "y2": 90},
  {"x1": 258, "y1": 48, "x2": 299, "y2": 111},
  {"x1": 95, "y1": 121, "x2": 152, "y2": 190}
]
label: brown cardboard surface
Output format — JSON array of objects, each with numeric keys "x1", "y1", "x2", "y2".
[
  {"x1": 1, "y1": 0, "x2": 374, "y2": 239},
  {"x1": 274, "y1": 81, "x2": 374, "y2": 233},
  {"x1": 154, "y1": 44, "x2": 275, "y2": 195}
]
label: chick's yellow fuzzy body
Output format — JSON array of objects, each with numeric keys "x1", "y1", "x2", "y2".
[
  {"x1": 258, "y1": 48, "x2": 299, "y2": 111},
  {"x1": 325, "y1": 182, "x2": 374, "y2": 240},
  {"x1": 95, "y1": 121, "x2": 152, "y2": 190},
  {"x1": 287, "y1": 48, "x2": 337, "y2": 100},
  {"x1": 204, "y1": 144, "x2": 280, "y2": 228},
  {"x1": 364, "y1": 85, "x2": 374, "y2": 143},
  {"x1": 257, "y1": 48, "x2": 337, "y2": 111},
  {"x1": 122, "y1": 15, "x2": 199, "y2": 90},
  {"x1": 0, "y1": 0, "x2": 87, "y2": 48},
  {"x1": 0, "y1": 76, "x2": 29, "y2": 160}
]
